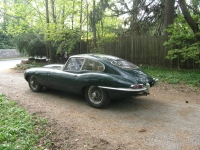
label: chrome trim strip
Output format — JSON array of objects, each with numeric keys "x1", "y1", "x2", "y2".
[{"x1": 98, "y1": 86, "x2": 147, "y2": 92}]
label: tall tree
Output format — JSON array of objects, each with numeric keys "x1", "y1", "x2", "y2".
[
  {"x1": 90, "y1": 0, "x2": 109, "y2": 49},
  {"x1": 163, "y1": 0, "x2": 175, "y2": 35},
  {"x1": 108, "y1": 0, "x2": 166, "y2": 35},
  {"x1": 178, "y1": 0, "x2": 200, "y2": 42},
  {"x1": 79, "y1": 0, "x2": 83, "y2": 53},
  {"x1": 45, "y1": 0, "x2": 53, "y2": 62},
  {"x1": 92, "y1": 0, "x2": 97, "y2": 49},
  {"x1": 51, "y1": 0, "x2": 56, "y2": 23}
]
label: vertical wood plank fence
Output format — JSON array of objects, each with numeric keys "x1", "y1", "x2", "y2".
[
  {"x1": 103, "y1": 35, "x2": 171, "y2": 67},
  {"x1": 80, "y1": 35, "x2": 200, "y2": 69}
]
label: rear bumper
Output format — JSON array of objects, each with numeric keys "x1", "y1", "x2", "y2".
[
  {"x1": 98, "y1": 78, "x2": 158, "y2": 99},
  {"x1": 98, "y1": 84, "x2": 150, "y2": 99},
  {"x1": 98, "y1": 86, "x2": 148, "y2": 92}
]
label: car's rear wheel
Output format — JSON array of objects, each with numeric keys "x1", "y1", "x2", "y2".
[
  {"x1": 85, "y1": 86, "x2": 110, "y2": 108},
  {"x1": 28, "y1": 76, "x2": 43, "y2": 92}
]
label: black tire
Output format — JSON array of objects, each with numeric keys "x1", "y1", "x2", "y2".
[
  {"x1": 28, "y1": 76, "x2": 43, "y2": 92},
  {"x1": 85, "y1": 86, "x2": 110, "y2": 108}
]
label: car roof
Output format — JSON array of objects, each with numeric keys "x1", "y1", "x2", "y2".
[{"x1": 70, "y1": 54, "x2": 122, "y2": 62}]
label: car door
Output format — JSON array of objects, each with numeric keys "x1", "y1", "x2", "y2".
[{"x1": 48, "y1": 57, "x2": 85, "y2": 93}]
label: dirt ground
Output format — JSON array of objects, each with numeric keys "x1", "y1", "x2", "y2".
[{"x1": 0, "y1": 69, "x2": 200, "y2": 150}]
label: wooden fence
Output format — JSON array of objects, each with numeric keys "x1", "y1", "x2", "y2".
[{"x1": 80, "y1": 35, "x2": 200, "y2": 69}]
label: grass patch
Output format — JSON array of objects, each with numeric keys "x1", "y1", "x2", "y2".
[
  {"x1": 141, "y1": 66, "x2": 200, "y2": 88},
  {"x1": 0, "y1": 94, "x2": 48, "y2": 150}
]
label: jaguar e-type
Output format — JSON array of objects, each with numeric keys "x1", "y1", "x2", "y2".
[{"x1": 24, "y1": 54, "x2": 158, "y2": 108}]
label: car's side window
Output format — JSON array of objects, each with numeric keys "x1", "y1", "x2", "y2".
[
  {"x1": 64, "y1": 58, "x2": 85, "y2": 71},
  {"x1": 82, "y1": 59, "x2": 105, "y2": 71}
]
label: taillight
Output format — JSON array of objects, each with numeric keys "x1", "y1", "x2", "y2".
[{"x1": 130, "y1": 84, "x2": 143, "y2": 89}]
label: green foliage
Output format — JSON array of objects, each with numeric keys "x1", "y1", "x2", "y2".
[
  {"x1": 0, "y1": 31, "x2": 15, "y2": 49},
  {"x1": 56, "y1": 28, "x2": 81, "y2": 55},
  {"x1": 1, "y1": 0, "x2": 127, "y2": 57},
  {"x1": 89, "y1": 0, "x2": 109, "y2": 27},
  {"x1": 29, "y1": 38, "x2": 46, "y2": 57},
  {"x1": 141, "y1": 66, "x2": 200, "y2": 88},
  {"x1": 164, "y1": 15, "x2": 200, "y2": 63},
  {"x1": 15, "y1": 33, "x2": 46, "y2": 57},
  {"x1": 0, "y1": 94, "x2": 48, "y2": 149}
]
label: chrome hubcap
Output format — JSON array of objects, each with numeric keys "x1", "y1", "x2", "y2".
[
  {"x1": 88, "y1": 86, "x2": 103, "y2": 104},
  {"x1": 92, "y1": 92, "x2": 97, "y2": 98},
  {"x1": 30, "y1": 78, "x2": 37, "y2": 89}
]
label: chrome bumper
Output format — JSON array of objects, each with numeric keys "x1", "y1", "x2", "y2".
[
  {"x1": 99, "y1": 83, "x2": 152, "y2": 97},
  {"x1": 98, "y1": 86, "x2": 148, "y2": 92},
  {"x1": 153, "y1": 78, "x2": 159, "y2": 86},
  {"x1": 145, "y1": 83, "x2": 150, "y2": 94}
]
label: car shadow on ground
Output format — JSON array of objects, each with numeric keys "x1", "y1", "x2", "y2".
[
  {"x1": 39, "y1": 88, "x2": 169, "y2": 114},
  {"x1": 41, "y1": 88, "x2": 87, "y2": 104},
  {"x1": 25, "y1": 88, "x2": 173, "y2": 126}
]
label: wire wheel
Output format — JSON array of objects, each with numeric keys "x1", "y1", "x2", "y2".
[
  {"x1": 85, "y1": 86, "x2": 110, "y2": 108},
  {"x1": 29, "y1": 76, "x2": 43, "y2": 92},
  {"x1": 88, "y1": 86, "x2": 103, "y2": 104},
  {"x1": 30, "y1": 77, "x2": 38, "y2": 89}
]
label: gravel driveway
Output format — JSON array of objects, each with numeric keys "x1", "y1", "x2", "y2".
[{"x1": 0, "y1": 68, "x2": 200, "y2": 150}]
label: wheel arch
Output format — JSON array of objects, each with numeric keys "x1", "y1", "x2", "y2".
[
  {"x1": 25, "y1": 75, "x2": 30, "y2": 82},
  {"x1": 81, "y1": 86, "x2": 88, "y2": 95},
  {"x1": 84, "y1": 86, "x2": 110, "y2": 108},
  {"x1": 81, "y1": 85, "x2": 111, "y2": 98}
]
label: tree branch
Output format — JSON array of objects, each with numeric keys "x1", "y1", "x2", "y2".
[{"x1": 178, "y1": 0, "x2": 199, "y2": 35}]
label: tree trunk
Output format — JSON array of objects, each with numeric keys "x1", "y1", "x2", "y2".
[
  {"x1": 80, "y1": 0, "x2": 83, "y2": 53},
  {"x1": 72, "y1": 1, "x2": 75, "y2": 30},
  {"x1": 51, "y1": 0, "x2": 56, "y2": 23},
  {"x1": 178, "y1": 0, "x2": 200, "y2": 42},
  {"x1": 86, "y1": 0, "x2": 89, "y2": 53},
  {"x1": 3, "y1": 0, "x2": 7, "y2": 30},
  {"x1": 130, "y1": 0, "x2": 140, "y2": 34},
  {"x1": 163, "y1": 0, "x2": 175, "y2": 35},
  {"x1": 92, "y1": 0, "x2": 97, "y2": 49},
  {"x1": 45, "y1": 0, "x2": 53, "y2": 63},
  {"x1": 61, "y1": 5, "x2": 65, "y2": 29}
]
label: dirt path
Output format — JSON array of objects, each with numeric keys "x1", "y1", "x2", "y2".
[{"x1": 0, "y1": 69, "x2": 200, "y2": 150}]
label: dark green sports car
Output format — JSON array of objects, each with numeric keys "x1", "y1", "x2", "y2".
[{"x1": 24, "y1": 54, "x2": 158, "y2": 108}]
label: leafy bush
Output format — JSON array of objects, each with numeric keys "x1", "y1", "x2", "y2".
[
  {"x1": 0, "y1": 31, "x2": 15, "y2": 49},
  {"x1": 56, "y1": 28, "x2": 81, "y2": 55},
  {"x1": 15, "y1": 33, "x2": 46, "y2": 57},
  {"x1": 164, "y1": 15, "x2": 200, "y2": 63}
]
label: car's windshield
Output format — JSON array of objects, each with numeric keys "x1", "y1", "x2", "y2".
[
  {"x1": 111, "y1": 60, "x2": 138, "y2": 70},
  {"x1": 64, "y1": 58, "x2": 85, "y2": 71}
]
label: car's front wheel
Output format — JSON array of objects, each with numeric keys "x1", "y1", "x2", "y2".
[
  {"x1": 85, "y1": 86, "x2": 110, "y2": 108},
  {"x1": 28, "y1": 76, "x2": 43, "y2": 92}
]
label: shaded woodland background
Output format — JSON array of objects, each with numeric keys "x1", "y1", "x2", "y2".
[{"x1": 0, "y1": 0, "x2": 199, "y2": 69}]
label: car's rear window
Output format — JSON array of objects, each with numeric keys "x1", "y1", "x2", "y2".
[{"x1": 111, "y1": 60, "x2": 138, "y2": 70}]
